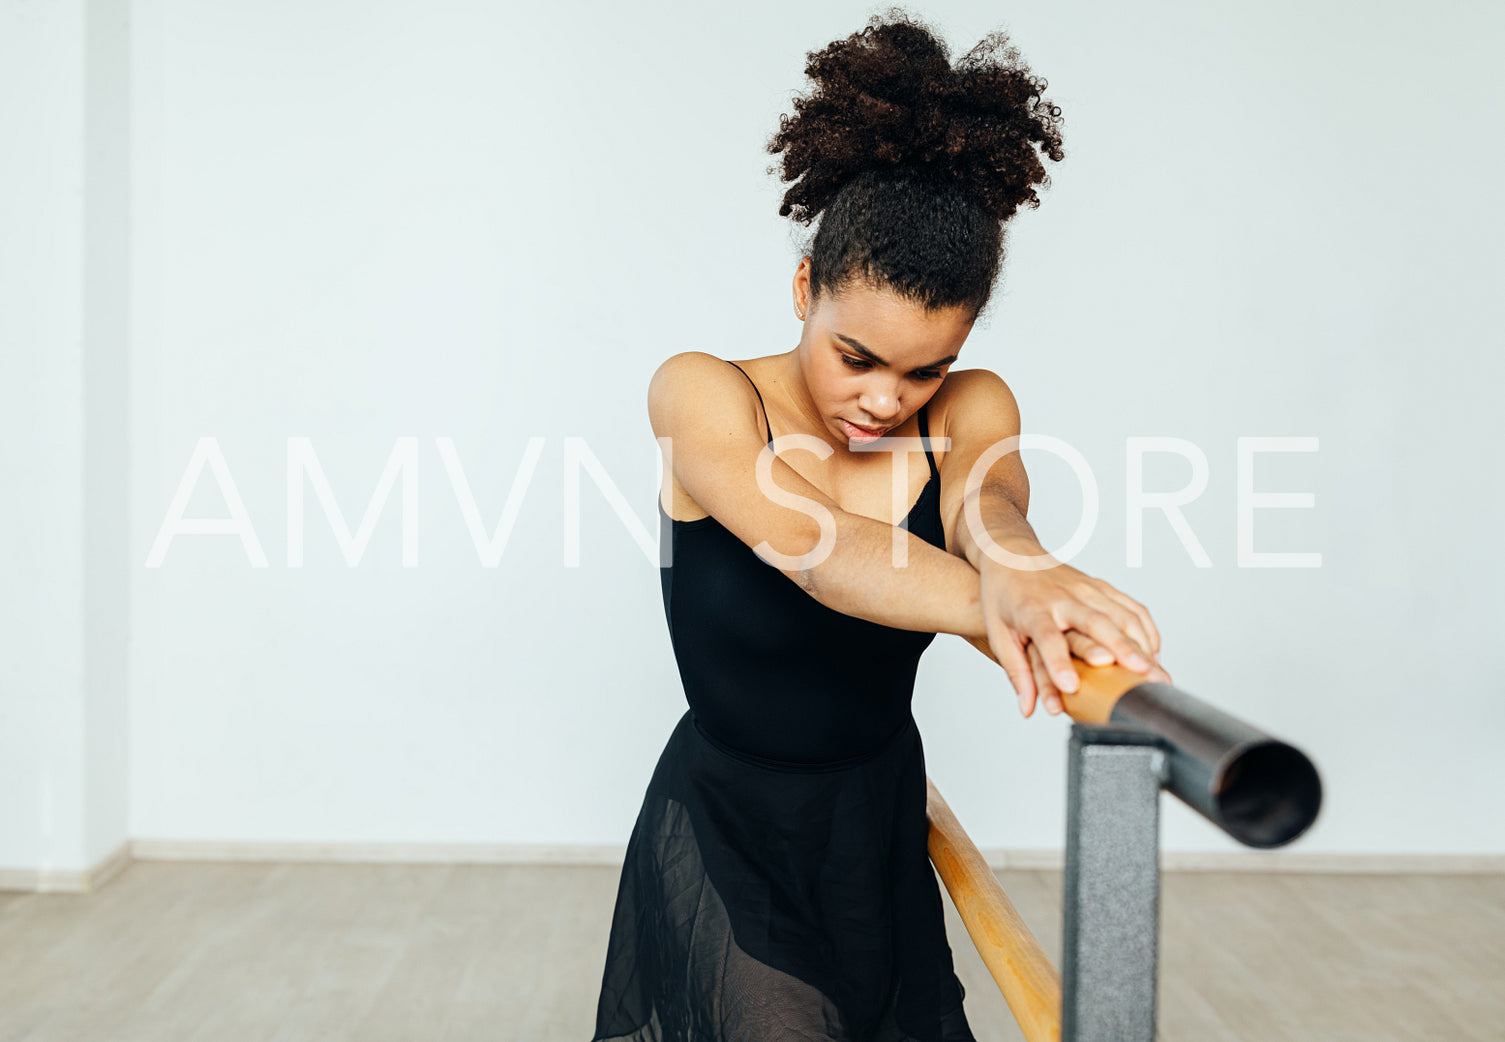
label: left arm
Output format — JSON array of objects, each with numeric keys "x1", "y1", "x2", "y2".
[{"x1": 935, "y1": 369, "x2": 1171, "y2": 717}]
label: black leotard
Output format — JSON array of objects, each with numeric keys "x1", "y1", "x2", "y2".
[
  {"x1": 660, "y1": 360, "x2": 945, "y2": 764},
  {"x1": 591, "y1": 359, "x2": 975, "y2": 1042}
]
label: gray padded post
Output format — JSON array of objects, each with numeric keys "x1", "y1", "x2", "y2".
[{"x1": 1061, "y1": 724, "x2": 1169, "y2": 1042}]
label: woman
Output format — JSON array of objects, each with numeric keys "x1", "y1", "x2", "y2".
[{"x1": 591, "y1": 11, "x2": 1170, "y2": 1040}]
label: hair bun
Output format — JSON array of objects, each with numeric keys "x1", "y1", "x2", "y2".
[{"x1": 766, "y1": 7, "x2": 1065, "y2": 225}]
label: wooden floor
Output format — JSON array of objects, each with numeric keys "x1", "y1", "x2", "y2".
[{"x1": 0, "y1": 860, "x2": 1499, "y2": 1041}]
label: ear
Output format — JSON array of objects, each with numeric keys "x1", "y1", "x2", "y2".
[{"x1": 793, "y1": 257, "x2": 813, "y2": 315}]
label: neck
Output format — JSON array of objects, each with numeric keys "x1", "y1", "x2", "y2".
[{"x1": 772, "y1": 346, "x2": 858, "y2": 456}]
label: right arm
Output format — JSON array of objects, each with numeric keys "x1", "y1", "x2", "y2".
[{"x1": 649, "y1": 351, "x2": 989, "y2": 640}]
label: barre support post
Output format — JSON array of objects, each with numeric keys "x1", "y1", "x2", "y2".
[{"x1": 1062, "y1": 724, "x2": 1167, "y2": 1042}]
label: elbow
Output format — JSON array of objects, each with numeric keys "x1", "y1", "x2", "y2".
[
  {"x1": 788, "y1": 507, "x2": 856, "y2": 601},
  {"x1": 790, "y1": 525, "x2": 833, "y2": 598}
]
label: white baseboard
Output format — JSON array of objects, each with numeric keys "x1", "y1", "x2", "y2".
[
  {"x1": 3, "y1": 841, "x2": 1499, "y2": 894},
  {"x1": 126, "y1": 841, "x2": 1505, "y2": 875},
  {"x1": 0, "y1": 840, "x2": 133, "y2": 894},
  {"x1": 129, "y1": 838, "x2": 630, "y2": 866},
  {"x1": 977, "y1": 848, "x2": 1505, "y2": 873}
]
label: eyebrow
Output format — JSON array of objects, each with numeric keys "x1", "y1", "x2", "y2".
[{"x1": 834, "y1": 332, "x2": 958, "y2": 371}]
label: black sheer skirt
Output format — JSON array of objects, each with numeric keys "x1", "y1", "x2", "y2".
[{"x1": 590, "y1": 709, "x2": 976, "y2": 1041}]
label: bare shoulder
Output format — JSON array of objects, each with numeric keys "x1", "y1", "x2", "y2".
[
  {"x1": 644, "y1": 350, "x2": 849, "y2": 551},
  {"x1": 646, "y1": 350, "x2": 761, "y2": 438},
  {"x1": 646, "y1": 350, "x2": 733, "y2": 405},
  {"x1": 930, "y1": 366, "x2": 1020, "y2": 416},
  {"x1": 646, "y1": 351, "x2": 774, "y2": 523},
  {"x1": 927, "y1": 367, "x2": 1022, "y2": 463}
]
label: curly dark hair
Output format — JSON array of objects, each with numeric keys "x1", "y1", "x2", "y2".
[{"x1": 765, "y1": 7, "x2": 1065, "y2": 320}]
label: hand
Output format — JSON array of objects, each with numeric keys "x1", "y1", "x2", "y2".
[
  {"x1": 1023, "y1": 632, "x2": 1173, "y2": 717},
  {"x1": 978, "y1": 557, "x2": 1171, "y2": 718}
]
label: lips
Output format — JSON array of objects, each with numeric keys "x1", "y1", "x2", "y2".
[{"x1": 841, "y1": 419, "x2": 888, "y2": 438}]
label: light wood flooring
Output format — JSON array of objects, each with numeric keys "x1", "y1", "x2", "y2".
[{"x1": 0, "y1": 860, "x2": 1499, "y2": 1041}]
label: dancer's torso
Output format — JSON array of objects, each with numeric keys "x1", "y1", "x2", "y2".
[{"x1": 658, "y1": 358, "x2": 949, "y2": 765}]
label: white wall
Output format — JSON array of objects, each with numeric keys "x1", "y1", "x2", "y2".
[
  {"x1": 0, "y1": 0, "x2": 132, "y2": 882},
  {"x1": 0, "y1": 0, "x2": 87, "y2": 880},
  {"x1": 3, "y1": 0, "x2": 1500, "y2": 876}
]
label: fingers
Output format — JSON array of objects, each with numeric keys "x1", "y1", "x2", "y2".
[
  {"x1": 988, "y1": 626, "x2": 1037, "y2": 715},
  {"x1": 1054, "y1": 602, "x2": 1157, "y2": 677},
  {"x1": 1021, "y1": 630, "x2": 1169, "y2": 720},
  {"x1": 1089, "y1": 581, "x2": 1167, "y2": 656},
  {"x1": 1097, "y1": 588, "x2": 1162, "y2": 658},
  {"x1": 1022, "y1": 610, "x2": 1080, "y2": 696},
  {"x1": 1067, "y1": 628, "x2": 1174, "y2": 685},
  {"x1": 1138, "y1": 604, "x2": 1162, "y2": 657},
  {"x1": 1088, "y1": 600, "x2": 1157, "y2": 671},
  {"x1": 1026, "y1": 640, "x2": 1064, "y2": 716},
  {"x1": 1065, "y1": 630, "x2": 1114, "y2": 667}
]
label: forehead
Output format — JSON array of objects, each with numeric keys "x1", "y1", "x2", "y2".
[{"x1": 824, "y1": 283, "x2": 972, "y2": 361}]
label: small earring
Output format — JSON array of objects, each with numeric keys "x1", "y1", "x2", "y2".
[{"x1": 796, "y1": 305, "x2": 806, "y2": 320}]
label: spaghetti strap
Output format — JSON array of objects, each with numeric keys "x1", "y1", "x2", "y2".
[
  {"x1": 725, "y1": 360, "x2": 773, "y2": 448},
  {"x1": 917, "y1": 403, "x2": 939, "y2": 481}
]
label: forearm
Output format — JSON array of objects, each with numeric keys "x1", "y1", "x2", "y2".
[
  {"x1": 953, "y1": 487, "x2": 1073, "y2": 668},
  {"x1": 792, "y1": 508, "x2": 989, "y2": 640},
  {"x1": 955, "y1": 482, "x2": 1056, "y2": 573},
  {"x1": 952, "y1": 488, "x2": 1051, "y2": 667}
]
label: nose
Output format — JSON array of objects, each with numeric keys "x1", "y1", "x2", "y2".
[{"x1": 858, "y1": 380, "x2": 902, "y2": 424}]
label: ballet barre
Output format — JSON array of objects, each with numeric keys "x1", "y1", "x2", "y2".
[{"x1": 925, "y1": 662, "x2": 1323, "y2": 1042}]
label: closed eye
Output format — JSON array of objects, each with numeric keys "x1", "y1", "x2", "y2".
[{"x1": 840, "y1": 354, "x2": 944, "y2": 381}]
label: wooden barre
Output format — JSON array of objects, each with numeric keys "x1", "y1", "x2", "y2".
[
  {"x1": 962, "y1": 635, "x2": 1145, "y2": 724},
  {"x1": 925, "y1": 774, "x2": 1062, "y2": 1042}
]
